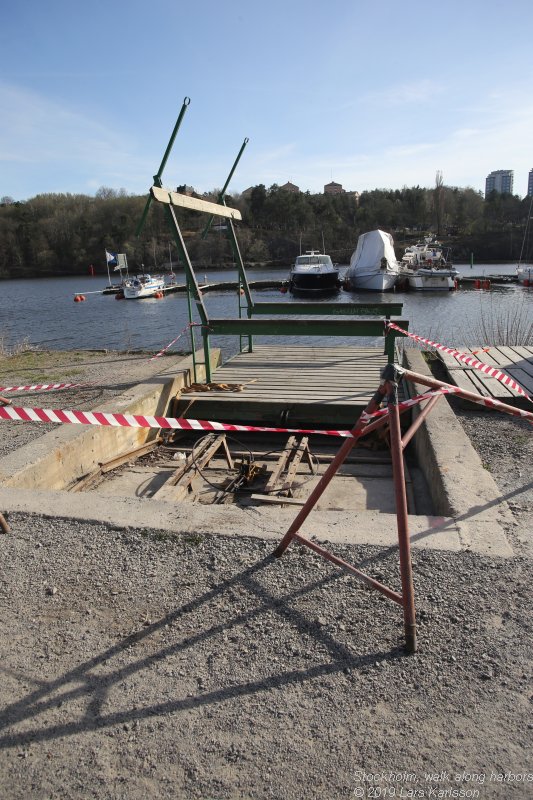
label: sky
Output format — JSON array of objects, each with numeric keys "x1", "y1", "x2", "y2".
[{"x1": 1, "y1": 0, "x2": 533, "y2": 202}]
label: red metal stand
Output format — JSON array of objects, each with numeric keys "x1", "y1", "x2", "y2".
[
  {"x1": 274, "y1": 362, "x2": 533, "y2": 654},
  {"x1": 274, "y1": 364, "x2": 418, "y2": 652}
]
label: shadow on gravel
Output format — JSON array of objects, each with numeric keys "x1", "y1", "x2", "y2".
[{"x1": 0, "y1": 553, "x2": 405, "y2": 749}]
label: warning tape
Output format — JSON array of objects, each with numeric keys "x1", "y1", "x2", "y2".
[
  {"x1": 361, "y1": 387, "x2": 532, "y2": 424},
  {"x1": 149, "y1": 322, "x2": 203, "y2": 361},
  {"x1": 0, "y1": 404, "x2": 356, "y2": 438},
  {"x1": 0, "y1": 381, "x2": 88, "y2": 394},
  {"x1": 388, "y1": 322, "x2": 532, "y2": 403},
  {"x1": 2, "y1": 391, "x2": 531, "y2": 435}
]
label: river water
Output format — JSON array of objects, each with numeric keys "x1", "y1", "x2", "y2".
[{"x1": 0, "y1": 264, "x2": 531, "y2": 362}]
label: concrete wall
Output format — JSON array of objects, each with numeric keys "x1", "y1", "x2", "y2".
[{"x1": 0, "y1": 351, "x2": 219, "y2": 491}]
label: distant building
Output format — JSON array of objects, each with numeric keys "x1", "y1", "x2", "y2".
[
  {"x1": 324, "y1": 181, "x2": 344, "y2": 195},
  {"x1": 176, "y1": 184, "x2": 195, "y2": 196},
  {"x1": 528, "y1": 168, "x2": 533, "y2": 197},
  {"x1": 280, "y1": 181, "x2": 300, "y2": 193},
  {"x1": 485, "y1": 170, "x2": 514, "y2": 197}
]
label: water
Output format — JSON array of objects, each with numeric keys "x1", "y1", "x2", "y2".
[{"x1": 0, "y1": 265, "x2": 531, "y2": 362}]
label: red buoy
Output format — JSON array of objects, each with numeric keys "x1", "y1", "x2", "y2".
[
  {"x1": 74, "y1": 295, "x2": 81, "y2": 302},
  {"x1": 280, "y1": 286, "x2": 288, "y2": 294}
]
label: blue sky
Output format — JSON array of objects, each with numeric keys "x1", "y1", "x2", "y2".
[{"x1": 2, "y1": 0, "x2": 532, "y2": 201}]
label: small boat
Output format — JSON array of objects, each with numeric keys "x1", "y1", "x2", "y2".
[
  {"x1": 516, "y1": 196, "x2": 533, "y2": 286},
  {"x1": 517, "y1": 265, "x2": 533, "y2": 286},
  {"x1": 288, "y1": 251, "x2": 340, "y2": 295},
  {"x1": 399, "y1": 236, "x2": 458, "y2": 290},
  {"x1": 344, "y1": 229, "x2": 400, "y2": 291},
  {"x1": 123, "y1": 274, "x2": 166, "y2": 299}
]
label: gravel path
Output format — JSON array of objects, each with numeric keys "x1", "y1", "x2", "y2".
[{"x1": 0, "y1": 351, "x2": 531, "y2": 799}]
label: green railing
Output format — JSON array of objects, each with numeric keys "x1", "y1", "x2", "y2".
[{"x1": 137, "y1": 99, "x2": 409, "y2": 382}]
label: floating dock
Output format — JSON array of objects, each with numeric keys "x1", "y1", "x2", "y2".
[{"x1": 437, "y1": 345, "x2": 533, "y2": 406}]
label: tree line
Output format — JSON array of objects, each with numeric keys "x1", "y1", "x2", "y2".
[{"x1": 0, "y1": 183, "x2": 531, "y2": 280}]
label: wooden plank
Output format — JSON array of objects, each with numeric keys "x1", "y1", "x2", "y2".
[
  {"x1": 264, "y1": 436, "x2": 297, "y2": 492},
  {"x1": 250, "y1": 494, "x2": 306, "y2": 506},
  {"x1": 150, "y1": 186, "x2": 242, "y2": 220},
  {"x1": 506, "y1": 368, "x2": 533, "y2": 394},
  {"x1": 446, "y1": 368, "x2": 491, "y2": 396}
]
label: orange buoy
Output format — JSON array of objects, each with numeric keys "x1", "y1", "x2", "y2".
[
  {"x1": 74, "y1": 295, "x2": 81, "y2": 302},
  {"x1": 80, "y1": 295, "x2": 86, "y2": 301}
]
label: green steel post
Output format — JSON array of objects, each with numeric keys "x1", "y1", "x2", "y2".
[
  {"x1": 136, "y1": 97, "x2": 191, "y2": 237},
  {"x1": 201, "y1": 138, "x2": 249, "y2": 239},
  {"x1": 186, "y1": 273, "x2": 198, "y2": 383}
]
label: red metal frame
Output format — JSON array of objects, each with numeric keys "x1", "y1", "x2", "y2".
[{"x1": 274, "y1": 364, "x2": 533, "y2": 654}]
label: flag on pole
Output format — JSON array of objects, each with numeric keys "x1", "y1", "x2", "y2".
[
  {"x1": 115, "y1": 253, "x2": 128, "y2": 271},
  {"x1": 105, "y1": 250, "x2": 118, "y2": 266}
]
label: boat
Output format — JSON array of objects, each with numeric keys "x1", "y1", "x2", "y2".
[
  {"x1": 288, "y1": 250, "x2": 340, "y2": 295},
  {"x1": 517, "y1": 265, "x2": 533, "y2": 286},
  {"x1": 399, "y1": 237, "x2": 458, "y2": 291},
  {"x1": 516, "y1": 196, "x2": 533, "y2": 286},
  {"x1": 344, "y1": 229, "x2": 400, "y2": 291},
  {"x1": 123, "y1": 273, "x2": 166, "y2": 299}
]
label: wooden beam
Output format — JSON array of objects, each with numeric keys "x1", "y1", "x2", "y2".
[{"x1": 150, "y1": 186, "x2": 242, "y2": 220}]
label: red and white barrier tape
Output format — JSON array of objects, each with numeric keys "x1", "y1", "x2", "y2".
[
  {"x1": 0, "y1": 381, "x2": 88, "y2": 394},
  {"x1": 388, "y1": 322, "x2": 532, "y2": 403},
  {"x1": 2, "y1": 390, "x2": 531, "y2": 435},
  {"x1": 149, "y1": 322, "x2": 203, "y2": 361},
  {"x1": 361, "y1": 386, "x2": 532, "y2": 423},
  {"x1": 0, "y1": 404, "x2": 355, "y2": 438}
]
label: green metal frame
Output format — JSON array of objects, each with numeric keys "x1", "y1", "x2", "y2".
[{"x1": 136, "y1": 100, "x2": 409, "y2": 382}]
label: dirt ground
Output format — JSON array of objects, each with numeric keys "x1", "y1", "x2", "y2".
[{"x1": 0, "y1": 351, "x2": 532, "y2": 799}]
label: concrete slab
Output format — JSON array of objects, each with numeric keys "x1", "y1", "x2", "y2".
[{"x1": 0, "y1": 485, "x2": 512, "y2": 557}]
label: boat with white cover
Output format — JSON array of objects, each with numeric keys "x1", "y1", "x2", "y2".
[
  {"x1": 123, "y1": 274, "x2": 166, "y2": 299},
  {"x1": 344, "y1": 229, "x2": 400, "y2": 291},
  {"x1": 288, "y1": 251, "x2": 340, "y2": 294}
]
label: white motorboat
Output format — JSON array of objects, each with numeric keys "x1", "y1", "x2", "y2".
[
  {"x1": 517, "y1": 265, "x2": 533, "y2": 286},
  {"x1": 288, "y1": 251, "x2": 340, "y2": 294},
  {"x1": 344, "y1": 229, "x2": 400, "y2": 291},
  {"x1": 123, "y1": 274, "x2": 165, "y2": 299},
  {"x1": 399, "y1": 236, "x2": 458, "y2": 290},
  {"x1": 516, "y1": 196, "x2": 533, "y2": 286}
]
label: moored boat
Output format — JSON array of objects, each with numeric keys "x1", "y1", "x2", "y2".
[
  {"x1": 516, "y1": 196, "x2": 533, "y2": 286},
  {"x1": 288, "y1": 251, "x2": 340, "y2": 295},
  {"x1": 123, "y1": 274, "x2": 166, "y2": 299},
  {"x1": 517, "y1": 265, "x2": 533, "y2": 286},
  {"x1": 344, "y1": 229, "x2": 400, "y2": 291},
  {"x1": 399, "y1": 236, "x2": 458, "y2": 290}
]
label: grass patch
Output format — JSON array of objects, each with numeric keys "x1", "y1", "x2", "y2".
[{"x1": 0, "y1": 349, "x2": 111, "y2": 382}]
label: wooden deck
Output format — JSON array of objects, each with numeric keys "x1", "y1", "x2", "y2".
[
  {"x1": 437, "y1": 345, "x2": 533, "y2": 406},
  {"x1": 174, "y1": 346, "x2": 398, "y2": 427}
]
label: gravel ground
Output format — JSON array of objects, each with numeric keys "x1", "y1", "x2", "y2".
[{"x1": 0, "y1": 351, "x2": 532, "y2": 799}]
